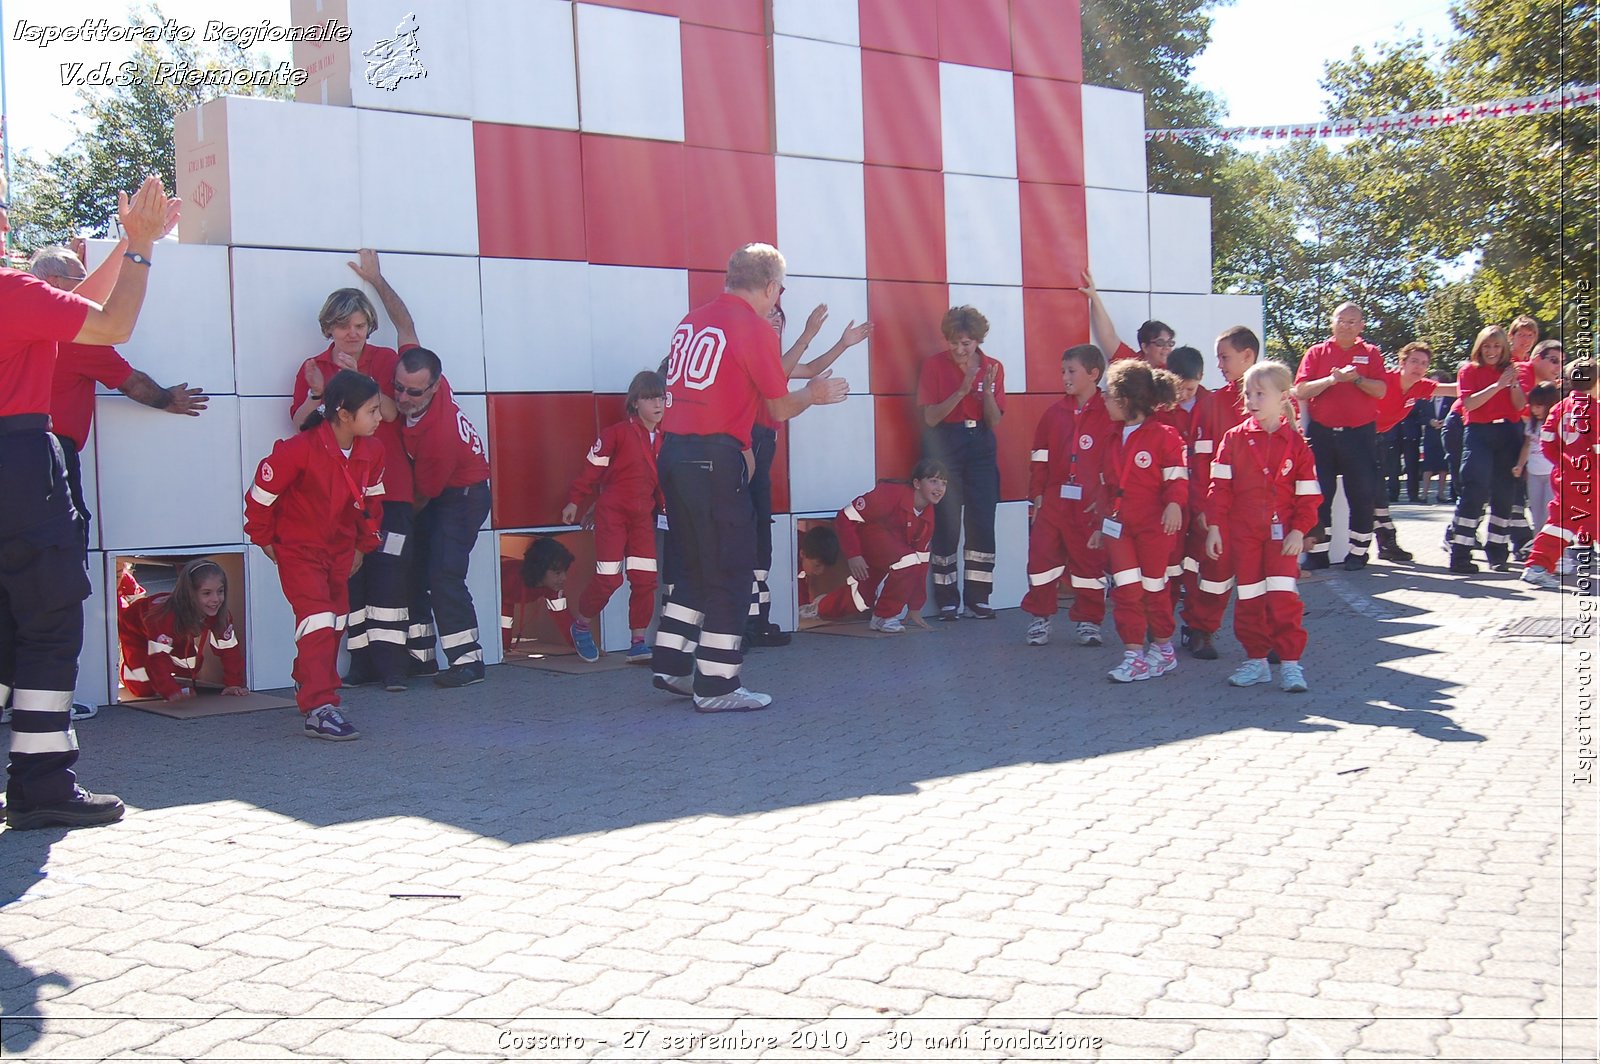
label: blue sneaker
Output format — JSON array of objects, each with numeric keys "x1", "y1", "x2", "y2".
[
  {"x1": 625, "y1": 640, "x2": 651, "y2": 663},
  {"x1": 571, "y1": 624, "x2": 600, "y2": 662},
  {"x1": 303, "y1": 705, "x2": 360, "y2": 741}
]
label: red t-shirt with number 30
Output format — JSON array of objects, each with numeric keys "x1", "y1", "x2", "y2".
[{"x1": 662, "y1": 293, "x2": 788, "y2": 449}]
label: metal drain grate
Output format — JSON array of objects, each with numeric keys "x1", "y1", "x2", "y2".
[{"x1": 1501, "y1": 616, "x2": 1569, "y2": 640}]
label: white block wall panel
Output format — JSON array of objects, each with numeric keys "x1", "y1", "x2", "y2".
[
  {"x1": 787, "y1": 394, "x2": 876, "y2": 514},
  {"x1": 451, "y1": 392, "x2": 494, "y2": 531},
  {"x1": 1147, "y1": 293, "x2": 1213, "y2": 358},
  {"x1": 1085, "y1": 187, "x2": 1151, "y2": 293},
  {"x1": 1091, "y1": 290, "x2": 1151, "y2": 356},
  {"x1": 373, "y1": 254, "x2": 487, "y2": 392},
  {"x1": 231, "y1": 248, "x2": 372, "y2": 396},
  {"x1": 480, "y1": 259, "x2": 594, "y2": 392},
  {"x1": 239, "y1": 397, "x2": 297, "y2": 510},
  {"x1": 1148, "y1": 194, "x2": 1213, "y2": 295},
  {"x1": 358, "y1": 111, "x2": 479, "y2": 255},
  {"x1": 939, "y1": 63, "x2": 1017, "y2": 178},
  {"x1": 948, "y1": 284, "x2": 1024, "y2": 393},
  {"x1": 245, "y1": 545, "x2": 296, "y2": 691},
  {"x1": 1209, "y1": 294, "x2": 1266, "y2": 349},
  {"x1": 176, "y1": 96, "x2": 362, "y2": 250},
  {"x1": 80, "y1": 426, "x2": 102, "y2": 551},
  {"x1": 468, "y1": 0, "x2": 578, "y2": 128},
  {"x1": 779, "y1": 276, "x2": 872, "y2": 393},
  {"x1": 776, "y1": 157, "x2": 866, "y2": 279},
  {"x1": 85, "y1": 240, "x2": 235, "y2": 395},
  {"x1": 768, "y1": 514, "x2": 797, "y2": 633},
  {"x1": 293, "y1": 0, "x2": 475, "y2": 116},
  {"x1": 575, "y1": 4, "x2": 685, "y2": 142},
  {"x1": 772, "y1": 0, "x2": 859, "y2": 45},
  {"x1": 78, "y1": 552, "x2": 111, "y2": 710},
  {"x1": 1081, "y1": 85, "x2": 1148, "y2": 192},
  {"x1": 588, "y1": 266, "x2": 689, "y2": 393},
  {"x1": 990, "y1": 501, "x2": 1030, "y2": 611},
  {"x1": 467, "y1": 529, "x2": 504, "y2": 667},
  {"x1": 774, "y1": 36, "x2": 864, "y2": 162},
  {"x1": 96, "y1": 395, "x2": 243, "y2": 551},
  {"x1": 945, "y1": 175, "x2": 1023, "y2": 286}
]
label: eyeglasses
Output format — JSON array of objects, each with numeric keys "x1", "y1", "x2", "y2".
[
  {"x1": 1150, "y1": 339, "x2": 1177, "y2": 349},
  {"x1": 394, "y1": 379, "x2": 437, "y2": 397}
]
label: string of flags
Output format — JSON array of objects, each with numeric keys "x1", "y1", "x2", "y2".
[{"x1": 1146, "y1": 84, "x2": 1599, "y2": 142}]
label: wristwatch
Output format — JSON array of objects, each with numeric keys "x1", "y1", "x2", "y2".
[{"x1": 124, "y1": 251, "x2": 152, "y2": 267}]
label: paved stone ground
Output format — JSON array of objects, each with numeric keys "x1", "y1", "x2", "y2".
[{"x1": 1, "y1": 508, "x2": 1594, "y2": 1062}]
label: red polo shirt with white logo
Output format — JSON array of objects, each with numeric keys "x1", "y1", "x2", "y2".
[
  {"x1": 1295, "y1": 337, "x2": 1384, "y2": 428},
  {"x1": 662, "y1": 293, "x2": 787, "y2": 449}
]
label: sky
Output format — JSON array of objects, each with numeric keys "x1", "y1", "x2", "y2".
[{"x1": 0, "y1": 0, "x2": 1460, "y2": 161}]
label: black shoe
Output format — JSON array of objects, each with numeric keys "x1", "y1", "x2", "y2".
[
  {"x1": 1490, "y1": 559, "x2": 1512, "y2": 573},
  {"x1": 746, "y1": 624, "x2": 792, "y2": 648},
  {"x1": 965, "y1": 603, "x2": 997, "y2": 619},
  {"x1": 938, "y1": 607, "x2": 960, "y2": 622},
  {"x1": 409, "y1": 659, "x2": 439, "y2": 677},
  {"x1": 1180, "y1": 625, "x2": 1193, "y2": 649},
  {"x1": 1304, "y1": 552, "x2": 1330, "y2": 571},
  {"x1": 1343, "y1": 554, "x2": 1368, "y2": 571},
  {"x1": 433, "y1": 662, "x2": 486, "y2": 688},
  {"x1": 7, "y1": 789, "x2": 125, "y2": 831},
  {"x1": 1377, "y1": 541, "x2": 1414, "y2": 562},
  {"x1": 1190, "y1": 630, "x2": 1219, "y2": 660},
  {"x1": 382, "y1": 674, "x2": 408, "y2": 692},
  {"x1": 341, "y1": 668, "x2": 377, "y2": 688},
  {"x1": 1449, "y1": 553, "x2": 1479, "y2": 574}
]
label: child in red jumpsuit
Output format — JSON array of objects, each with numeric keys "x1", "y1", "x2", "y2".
[
  {"x1": 1022, "y1": 343, "x2": 1116, "y2": 647},
  {"x1": 812, "y1": 459, "x2": 947, "y2": 632},
  {"x1": 119, "y1": 559, "x2": 248, "y2": 702},
  {"x1": 1205, "y1": 361, "x2": 1322, "y2": 692},
  {"x1": 503, "y1": 537, "x2": 577, "y2": 652},
  {"x1": 1522, "y1": 358, "x2": 1596, "y2": 589},
  {"x1": 562, "y1": 371, "x2": 665, "y2": 663},
  {"x1": 244, "y1": 370, "x2": 385, "y2": 741},
  {"x1": 1092, "y1": 361, "x2": 1189, "y2": 683}
]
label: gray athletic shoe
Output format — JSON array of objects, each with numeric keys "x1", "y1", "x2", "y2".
[{"x1": 693, "y1": 687, "x2": 773, "y2": 713}]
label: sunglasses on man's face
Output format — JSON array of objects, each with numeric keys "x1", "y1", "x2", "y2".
[{"x1": 395, "y1": 380, "x2": 437, "y2": 397}]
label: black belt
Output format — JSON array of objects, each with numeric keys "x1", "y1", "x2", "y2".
[
  {"x1": 664, "y1": 432, "x2": 744, "y2": 450},
  {"x1": 437, "y1": 480, "x2": 488, "y2": 496},
  {"x1": 0, "y1": 414, "x2": 50, "y2": 435}
]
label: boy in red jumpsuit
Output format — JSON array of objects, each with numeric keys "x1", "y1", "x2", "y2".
[
  {"x1": 1022, "y1": 343, "x2": 1116, "y2": 647},
  {"x1": 1205, "y1": 362, "x2": 1322, "y2": 692},
  {"x1": 562, "y1": 371, "x2": 666, "y2": 663},
  {"x1": 245, "y1": 371, "x2": 386, "y2": 740},
  {"x1": 812, "y1": 460, "x2": 947, "y2": 632},
  {"x1": 1522, "y1": 359, "x2": 1597, "y2": 589}
]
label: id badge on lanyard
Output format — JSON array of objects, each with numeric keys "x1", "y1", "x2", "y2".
[
  {"x1": 326, "y1": 436, "x2": 370, "y2": 518},
  {"x1": 1101, "y1": 516, "x2": 1123, "y2": 539},
  {"x1": 1061, "y1": 482, "x2": 1083, "y2": 500}
]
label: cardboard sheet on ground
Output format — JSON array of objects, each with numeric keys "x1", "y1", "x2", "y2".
[
  {"x1": 119, "y1": 687, "x2": 298, "y2": 719},
  {"x1": 798, "y1": 616, "x2": 934, "y2": 639},
  {"x1": 501, "y1": 641, "x2": 638, "y2": 674}
]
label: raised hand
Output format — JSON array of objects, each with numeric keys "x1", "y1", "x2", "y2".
[
  {"x1": 167, "y1": 384, "x2": 209, "y2": 416},
  {"x1": 348, "y1": 248, "x2": 382, "y2": 286},
  {"x1": 806, "y1": 369, "x2": 849, "y2": 406}
]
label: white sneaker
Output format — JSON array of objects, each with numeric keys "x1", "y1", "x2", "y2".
[
  {"x1": 1279, "y1": 661, "x2": 1309, "y2": 693},
  {"x1": 1025, "y1": 616, "x2": 1051, "y2": 645},
  {"x1": 693, "y1": 687, "x2": 773, "y2": 713},
  {"x1": 1520, "y1": 566, "x2": 1561, "y2": 590},
  {"x1": 1144, "y1": 642, "x2": 1178, "y2": 677},
  {"x1": 1107, "y1": 651, "x2": 1151, "y2": 683},
  {"x1": 798, "y1": 603, "x2": 819, "y2": 620},
  {"x1": 869, "y1": 615, "x2": 905, "y2": 633},
  {"x1": 652, "y1": 673, "x2": 694, "y2": 697},
  {"x1": 1075, "y1": 622, "x2": 1102, "y2": 647},
  {"x1": 1556, "y1": 552, "x2": 1577, "y2": 576},
  {"x1": 70, "y1": 701, "x2": 99, "y2": 721},
  {"x1": 1228, "y1": 659, "x2": 1272, "y2": 687}
]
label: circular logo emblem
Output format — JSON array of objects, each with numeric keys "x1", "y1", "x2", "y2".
[
  {"x1": 260, "y1": 463, "x2": 274, "y2": 483},
  {"x1": 663, "y1": 391, "x2": 673, "y2": 408},
  {"x1": 1282, "y1": 458, "x2": 1295, "y2": 475},
  {"x1": 1078, "y1": 433, "x2": 1094, "y2": 450},
  {"x1": 1134, "y1": 451, "x2": 1153, "y2": 469},
  {"x1": 853, "y1": 497, "x2": 867, "y2": 511},
  {"x1": 1562, "y1": 415, "x2": 1582, "y2": 446}
]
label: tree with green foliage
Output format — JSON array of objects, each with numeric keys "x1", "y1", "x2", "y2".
[{"x1": 7, "y1": 5, "x2": 291, "y2": 253}]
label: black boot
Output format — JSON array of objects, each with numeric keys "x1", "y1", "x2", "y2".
[
  {"x1": 1375, "y1": 528, "x2": 1413, "y2": 562},
  {"x1": 1449, "y1": 548, "x2": 1479, "y2": 574}
]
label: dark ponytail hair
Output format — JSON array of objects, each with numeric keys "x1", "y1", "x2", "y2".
[
  {"x1": 152, "y1": 559, "x2": 227, "y2": 638},
  {"x1": 302, "y1": 370, "x2": 380, "y2": 432},
  {"x1": 1105, "y1": 361, "x2": 1180, "y2": 420}
]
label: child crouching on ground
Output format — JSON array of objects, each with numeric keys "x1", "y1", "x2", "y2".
[
  {"x1": 809, "y1": 460, "x2": 947, "y2": 632},
  {"x1": 503, "y1": 537, "x2": 577, "y2": 649},
  {"x1": 1091, "y1": 361, "x2": 1189, "y2": 683},
  {"x1": 118, "y1": 559, "x2": 249, "y2": 703},
  {"x1": 1205, "y1": 361, "x2": 1321, "y2": 692},
  {"x1": 561, "y1": 371, "x2": 666, "y2": 663}
]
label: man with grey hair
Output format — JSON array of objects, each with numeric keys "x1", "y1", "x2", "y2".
[
  {"x1": 652, "y1": 243, "x2": 848, "y2": 712},
  {"x1": 1291, "y1": 302, "x2": 1387, "y2": 570}
]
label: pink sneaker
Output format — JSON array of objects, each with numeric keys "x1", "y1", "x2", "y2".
[
  {"x1": 1144, "y1": 642, "x2": 1178, "y2": 677},
  {"x1": 1108, "y1": 650, "x2": 1151, "y2": 683}
]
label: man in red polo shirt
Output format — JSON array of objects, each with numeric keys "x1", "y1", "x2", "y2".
[
  {"x1": 1, "y1": 174, "x2": 178, "y2": 831},
  {"x1": 1291, "y1": 302, "x2": 1388, "y2": 570},
  {"x1": 652, "y1": 243, "x2": 848, "y2": 712},
  {"x1": 32, "y1": 246, "x2": 209, "y2": 552},
  {"x1": 395, "y1": 347, "x2": 491, "y2": 688}
]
